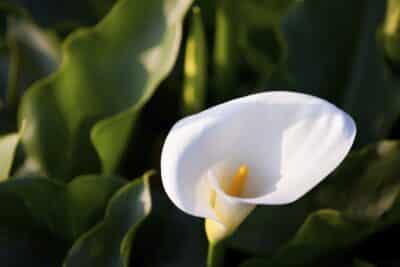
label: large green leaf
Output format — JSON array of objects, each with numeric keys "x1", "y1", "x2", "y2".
[
  {"x1": 0, "y1": 175, "x2": 125, "y2": 241},
  {"x1": 63, "y1": 172, "x2": 152, "y2": 267},
  {"x1": 283, "y1": 0, "x2": 399, "y2": 145},
  {"x1": 0, "y1": 132, "x2": 19, "y2": 181},
  {"x1": 19, "y1": 0, "x2": 193, "y2": 179},
  {"x1": 229, "y1": 140, "x2": 400, "y2": 255}
]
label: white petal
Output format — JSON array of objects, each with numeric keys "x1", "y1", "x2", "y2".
[{"x1": 161, "y1": 91, "x2": 356, "y2": 219}]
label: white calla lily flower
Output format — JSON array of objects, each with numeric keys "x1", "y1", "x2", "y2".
[{"x1": 161, "y1": 91, "x2": 356, "y2": 243}]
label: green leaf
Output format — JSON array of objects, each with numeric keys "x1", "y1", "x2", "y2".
[
  {"x1": 284, "y1": 0, "x2": 397, "y2": 145},
  {"x1": 240, "y1": 210, "x2": 371, "y2": 267},
  {"x1": 227, "y1": 197, "x2": 311, "y2": 255},
  {"x1": 19, "y1": 0, "x2": 193, "y2": 179},
  {"x1": 284, "y1": 0, "x2": 375, "y2": 101},
  {"x1": 0, "y1": 175, "x2": 126, "y2": 241},
  {"x1": 239, "y1": 0, "x2": 295, "y2": 27},
  {"x1": 238, "y1": 26, "x2": 287, "y2": 81},
  {"x1": 60, "y1": 174, "x2": 127, "y2": 241},
  {"x1": 91, "y1": 110, "x2": 139, "y2": 176},
  {"x1": 313, "y1": 140, "x2": 400, "y2": 222},
  {"x1": 182, "y1": 6, "x2": 207, "y2": 115},
  {"x1": 277, "y1": 210, "x2": 368, "y2": 264},
  {"x1": 0, "y1": 132, "x2": 19, "y2": 181},
  {"x1": 63, "y1": 172, "x2": 152, "y2": 267},
  {"x1": 237, "y1": 0, "x2": 294, "y2": 79}
]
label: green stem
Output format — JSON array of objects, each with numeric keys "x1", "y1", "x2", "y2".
[
  {"x1": 207, "y1": 241, "x2": 226, "y2": 267},
  {"x1": 214, "y1": 0, "x2": 236, "y2": 102},
  {"x1": 182, "y1": 6, "x2": 207, "y2": 115}
]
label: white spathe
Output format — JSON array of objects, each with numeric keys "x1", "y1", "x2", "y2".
[{"x1": 161, "y1": 91, "x2": 356, "y2": 239}]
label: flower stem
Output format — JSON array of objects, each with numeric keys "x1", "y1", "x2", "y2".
[
  {"x1": 207, "y1": 241, "x2": 225, "y2": 267},
  {"x1": 214, "y1": 0, "x2": 237, "y2": 102},
  {"x1": 182, "y1": 6, "x2": 207, "y2": 115}
]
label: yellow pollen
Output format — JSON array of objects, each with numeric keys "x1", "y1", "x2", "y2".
[{"x1": 226, "y1": 165, "x2": 248, "y2": 197}]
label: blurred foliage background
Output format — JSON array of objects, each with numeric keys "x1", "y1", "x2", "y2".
[{"x1": 1, "y1": 0, "x2": 400, "y2": 266}]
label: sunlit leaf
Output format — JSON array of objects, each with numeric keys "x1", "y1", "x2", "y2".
[{"x1": 19, "y1": 0, "x2": 193, "y2": 179}]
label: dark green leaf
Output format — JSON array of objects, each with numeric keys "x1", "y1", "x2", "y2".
[
  {"x1": 59, "y1": 174, "x2": 127, "y2": 241},
  {"x1": 239, "y1": 0, "x2": 295, "y2": 27},
  {"x1": 19, "y1": 0, "x2": 193, "y2": 179},
  {"x1": 131, "y1": 179, "x2": 207, "y2": 267},
  {"x1": 284, "y1": 0, "x2": 396, "y2": 145},
  {"x1": 0, "y1": 2, "x2": 29, "y2": 20},
  {"x1": 237, "y1": 0, "x2": 294, "y2": 80},
  {"x1": 227, "y1": 197, "x2": 310, "y2": 255},
  {"x1": 0, "y1": 175, "x2": 126, "y2": 241},
  {"x1": 0, "y1": 238, "x2": 68, "y2": 267},
  {"x1": 313, "y1": 140, "x2": 400, "y2": 222},
  {"x1": 63, "y1": 172, "x2": 152, "y2": 267},
  {"x1": 240, "y1": 210, "x2": 371, "y2": 267}
]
